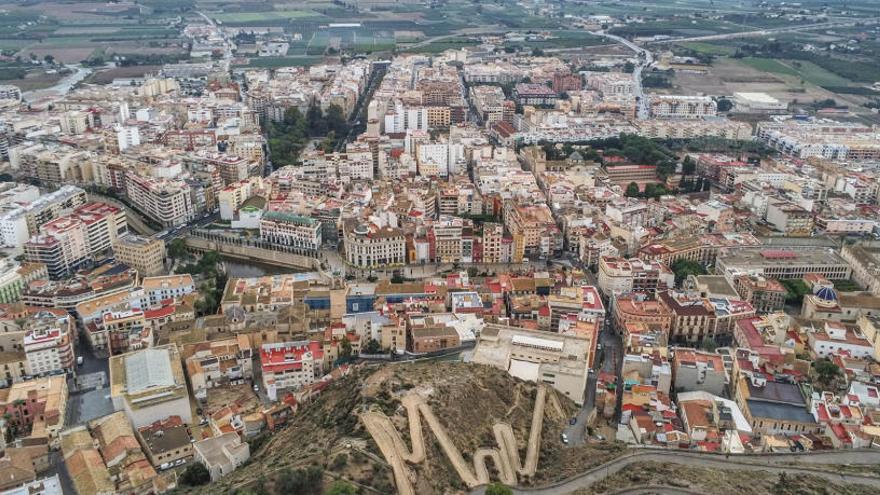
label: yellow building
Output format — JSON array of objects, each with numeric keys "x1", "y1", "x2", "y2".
[{"x1": 113, "y1": 234, "x2": 166, "y2": 277}]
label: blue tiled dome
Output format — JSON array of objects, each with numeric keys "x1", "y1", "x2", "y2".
[{"x1": 815, "y1": 286, "x2": 837, "y2": 302}]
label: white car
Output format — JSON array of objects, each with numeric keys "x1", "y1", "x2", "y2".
[
  {"x1": 560, "y1": 433, "x2": 569, "y2": 444},
  {"x1": 253, "y1": 384, "x2": 260, "y2": 392}
]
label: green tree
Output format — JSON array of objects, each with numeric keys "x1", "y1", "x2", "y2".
[
  {"x1": 339, "y1": 338, "x2": 352, "y2": 361},
  {"x1": 180, "y1": 462, "x2": 210, "y2": 486},
  {"x1": 326, "y1": 480, "x2": 357, "y2": 495},
  {"x1": 306, "y1": 102, "x2": 327, "y2": 136},
  {"x1": 625, "y1": 182, "x2": 640, "y2": 197},
  {"x1": 681, "y1": 156, "x2": 696, "y2": 176},
  {"x1": 330, "y1": 454, "x2": 348, "y2": 471},
  {"x1": 363, "y1": 338, "x2": 381, "y2": 354},
  {"x1": 167, "y1": 238, "x2": 188, "y2": 259},
  {"x1": 623, "y1": 61, "x2": 635, "y2": 73},
  {"x1": 701, "y1": 337, "x2": 718, "y2": 352},
  {"x1": 325, "y1": 104, "x2": 348, "y2": 135},
  {"x1": 813, "y1": 359, "x2": 841, "y2": 390},
  {"x1": 716, "y1": 98, "x2": 733, "y2": 112},
  {"x1": 671, "y1": 259, "x2": 706, "y2": 286},
  {"x1": 486, "y1": 483, "x2": 514, "y2": 495},
  {"x1": 278, "y1": 466, "x2": 323, "y2": 495}
]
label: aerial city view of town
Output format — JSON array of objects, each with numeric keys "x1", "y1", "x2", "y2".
[{"x1": 3, "y1": 0, "x2": 880, "y2": 494}]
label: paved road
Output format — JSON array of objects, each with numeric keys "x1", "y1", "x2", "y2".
[
  {"x1": 469, "y1": 449, "x2": 880, "y2": 495},
  {"x1": 649, "y1": 17, "x2": 880, "y2": 45},
  {"x1": 587, "y1": 31, "x2": 653, "y2": 119},
  {"x1": 22, "y1": 65, "x2": 93, "y2": 101}
]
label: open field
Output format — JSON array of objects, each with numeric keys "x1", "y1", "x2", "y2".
[
  {"x1": 665, "y1": 57, "x2": 838, "y2": 103},
  {"x1": 83, "y1": 65, "x2": 163, "y2": 84},
  {"x1": 737, "y1": 58, "x2": 851, "y2": 87},
  {"x1": 213, "y1": 10, "x2": 323, "y2": 23}
]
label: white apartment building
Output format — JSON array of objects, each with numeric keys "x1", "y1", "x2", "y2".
[
  {"x1": 0, "y1": 185, "x2": 87, "y2": 248},
  {"x1": 259, "y1": 211, "x2": 322, "y2": 252},
  {"x1": 586, "y1": 72, "x2": 634, "y2": 96},
  {"x1": 648, "y1": 95, "x2": 717, "y2": 119},
  {"x1": 141, "y1": 274, "x2": 196, "y2": 307},
  {"x1": 115, "y1": 125, "x2": 141, "y2": 152},
  {"x1": 218, "y1": 177, "x2": 264, "y2": 221},
  {"x1": 24, "y1": 217, "x2": 90, "y2": 279},
  {"x1": 344, "y1": 223, "x2": 406, "y2": 269},
  {"x1": 23, "y1": 310, "x2": 75, "y2": 376},
  {"x1": 124, "y1": 172, "x2": 195, "y2": 227},
  {"x1": 260, "y1": 341, "x2": 323, "y2": 401},
  {"x1": 598, "y1": 256, "x2": 675, "y2": 296},
  {"x1": 72, "y1": 202, "x2": 128, "y2": 254}
]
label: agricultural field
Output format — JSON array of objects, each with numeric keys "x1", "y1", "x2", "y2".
[{"x1": 0, "y1": 1, "x2": 189, "y2": 64}]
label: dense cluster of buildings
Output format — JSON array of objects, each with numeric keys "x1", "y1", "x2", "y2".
[{"x1": 0, "y1": 15, "x2": 878, "y2": 494}]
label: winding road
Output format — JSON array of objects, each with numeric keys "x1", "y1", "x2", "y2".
[
  {"x1": 361, "y1": 386, "x2": 549, "y2": 495},
  {"x1": 469, "y1": 449, "x2": 880, "y2": 495}
]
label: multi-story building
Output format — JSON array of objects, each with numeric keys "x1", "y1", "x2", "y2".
[
  {"x1": 428, "y1": 216, "x2": 474, "y2": 264},
  {"x1": 141, "y1": 274, "x2": 195, "y2": 307},
  {"x1": 259, "y1": 211, "x2": 322, "y2": 253},
  {"x1": 598, "y1": 256, "x2": 675, "y2": 297},
  {"x1": 0, "y1": 185, "x2": 87, "y2": 248},
  {"x1": 0, "y1": 259, "x2": 24, "y2": 304},
  {"x1": 514, "y1": 83, "x2": 558, "y2": 106},
  {"x1": 472, "y1": 323, "x2": 594, "y2": 405},
  {"x1": 481, "y1": 222, "x2": 505, "y2": 264},
  {"x1": 260, "y1": 341, "x2": 324, "y2": 401},
  {"x1": 24, "y1": 217, "x2": 90, "y2": 279},
  {"x1": 124, "y1": 172, "x2": 195, "y2": 227},
  {"x1": 586, "y1": 72, "x2": 634, "y2": 96},
  {"x1": 109, "y1": 344, "x2": 193, "y2": 428},
  {"x1": 648, "y1": 95, "x2": 716, "y2": 119},
  {"x1": 639, "y1": 233, "x2": 761, "y2": 267},
  {"x1": 0, "y1": 375, "x2": 68, "y2": 447},
  {"x1": 70, "y1": 202, "x2": 127, "y2": 254},
  {"x1": 841, "y1": 243, "x2": 880, "y2": 296},
  {"x1": 112, "y1": 234, "x2": 166, "y2": 277},
  {"x1": 658, "y1": 290, "x2": 755, "y2": 344},
  {"x1": 183, "y1": 337, "x2": 254, "y2": 400},
  {"x1": 756, "y1": 118, "x2": 880, "y2": 161},
  {"x1": 22, "y1": 309, "x2": 75, "y2": 376},
  {"x1": 672, "y1": 349, "x2": 728, "y2": 397},
  {"x1": 716, "y1": 247, "x2": 852, "y2": 281},
  {"x1": 504, "y1": 203, "x2": 560, "y2": 259},
  {"x1": 100, "y1": 309, "x2": 151, "y2": 356},
  {"x1": 732, "y1": 274, "x2": 787, "y2": 314},
  {"x1": 343, "y1": 222, "x2": 406, "y2": 269},
  {"x1": 765, "y1": 199, "x2": 814, "y2": 236},
  {"x1": 136, "y1": 415, "x2": 194, "y2": 469},
  {"x1": 613, "y1": 296, "x2": 673, "y2": 334}
]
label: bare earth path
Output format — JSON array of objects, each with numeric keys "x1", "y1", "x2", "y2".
[{"x1": 361, "y1": 386, "x2": 548, "y2": 495}]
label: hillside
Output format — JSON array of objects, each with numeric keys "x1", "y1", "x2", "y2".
[{"x1": 185, "y1": 361, "x2": 625, "y2": 494}]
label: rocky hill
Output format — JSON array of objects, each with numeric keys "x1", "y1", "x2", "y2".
[{"x1": 185, "y1": 361, "x2": 625, "y2": 495}]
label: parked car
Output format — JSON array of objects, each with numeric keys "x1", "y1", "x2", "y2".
[{"x1": 560, "y1": 433, "x2": 569, "y2": 444}]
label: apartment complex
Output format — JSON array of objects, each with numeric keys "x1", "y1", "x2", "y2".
[
  {"x1": 343, "y1": 223, "x2": 407, "y2": 269},
  {"x1": 125, "y1": 173, "x2": 195, "y2": 227},
  {"x1": 260, "y1": 341, "x2": 324, "y2": 400},
  {"x1": 113, "y1": 234, "x2": 167, "y2": 277},
  {"x1": 259, "y1": 211, "x2": 323, "y2": 253},
  {"x1": 598, "y1": 256, "x2": 675, "y2": 296},
  {"x1": 472, "y1": 323, "x2": 594, "y2": 405}
]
